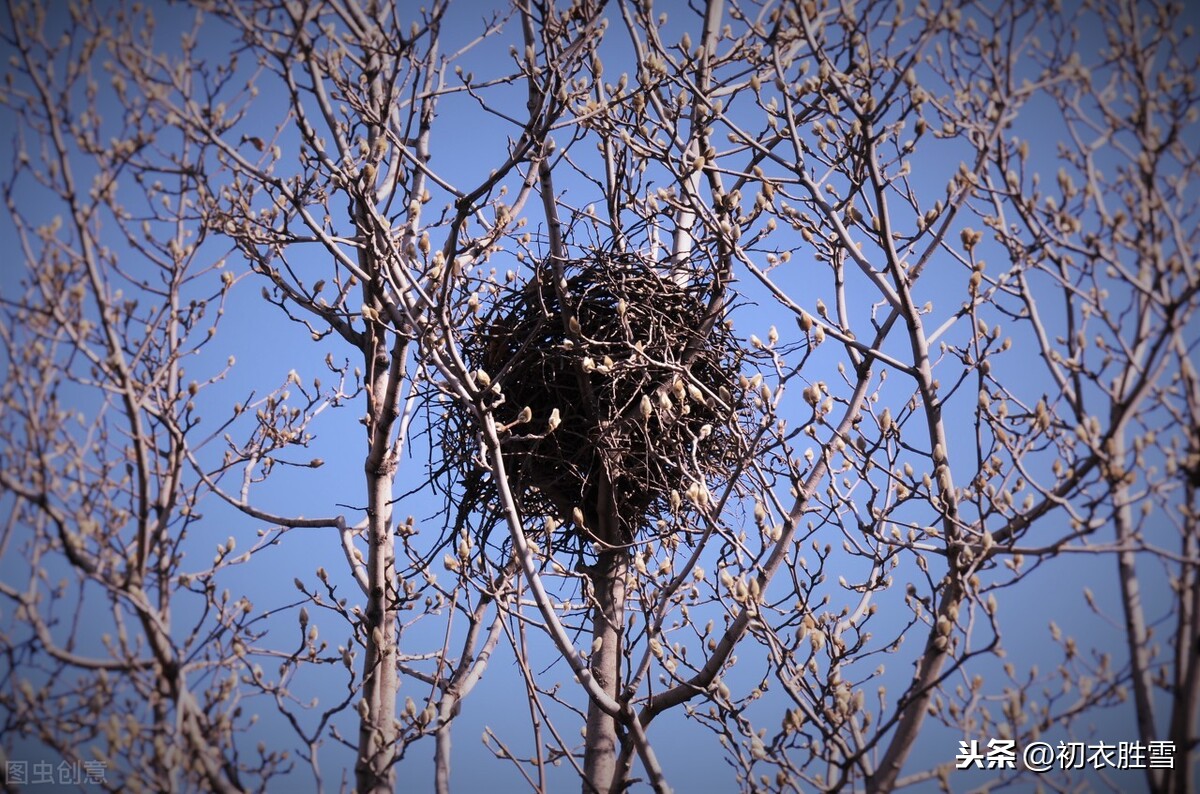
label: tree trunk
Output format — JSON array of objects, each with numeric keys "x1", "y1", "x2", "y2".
[
  {"x1": 583, "y1": 545, "x2": 629, "y2": 794},
  {"x1": 355, "y1": 469, "x2": 399, "y2": 793},
  {"x1": 355, "y1": 328, "x2": 401, "y2": 793}
]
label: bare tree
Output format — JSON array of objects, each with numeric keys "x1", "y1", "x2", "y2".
[{"x1": 2, "y1": 0, "x2": 1196, "y2": 792}]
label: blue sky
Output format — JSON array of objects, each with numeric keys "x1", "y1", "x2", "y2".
[{"x1": 2, "y1": 0, "x2": 1197, "y2": 791}]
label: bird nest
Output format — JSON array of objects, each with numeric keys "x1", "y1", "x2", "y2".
[{"x1": 443, "y1": 251, "x2": 747, "y2": 552}]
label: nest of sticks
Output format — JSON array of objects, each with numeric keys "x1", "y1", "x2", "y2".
[{"x1": 444, "y1": 251, "x2": 746, "y2": 551}]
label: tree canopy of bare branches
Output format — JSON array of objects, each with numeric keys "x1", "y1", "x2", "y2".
[{"x1": 1, "y1": 0, "x2": 1197, "y2": 792}]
